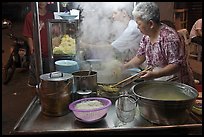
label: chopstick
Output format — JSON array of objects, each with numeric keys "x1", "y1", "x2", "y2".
[
  {"x1": 167, "y1": 76, "x2": 179, "y2": 82},
  {"x1": 111, "y1": 67, "x2": 152, "y2": 88}
]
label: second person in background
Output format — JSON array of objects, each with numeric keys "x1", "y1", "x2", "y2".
[{"x1": 110, "y1": 3, "x2": 144, "y2": 66}]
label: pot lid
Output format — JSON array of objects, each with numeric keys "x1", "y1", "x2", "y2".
[{"x1": 40, "y1": 71, "x2": 73, "y2": 81}]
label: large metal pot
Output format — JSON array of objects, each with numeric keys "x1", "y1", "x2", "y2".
[
  {"x1": 38, "y1": 72, "x2": 73, "y2": 117},
  {"x1": 80, "y1": 59, "x2": 129, "y2": 84},
  {"x1": 131, "y1": 81, "x2": 198, "y2": 125}
]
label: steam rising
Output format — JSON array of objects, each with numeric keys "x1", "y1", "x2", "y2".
[
  {"x1": 71, "y1": 2, "x2": 135, "y2": 83},
  {"x1": 74, "y1": 2, "x2": 134, "y2": 60}
]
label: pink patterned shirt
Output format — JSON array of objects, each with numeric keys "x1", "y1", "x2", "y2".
[{"x1": 137, "y1": 24, "x2": 194, "y2": 87}]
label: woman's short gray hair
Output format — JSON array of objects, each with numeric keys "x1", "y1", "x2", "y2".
[{"x1": 132, "y1": 2, "x2": 160, "y2": 24}]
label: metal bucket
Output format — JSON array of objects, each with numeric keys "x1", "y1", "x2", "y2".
[
  {"x1": 72, "y1": 70, "x2": 97, "y2": 93},
  {"x1": 39, "y1": 72, "x2": 73, "y2": 117},
  {"x1": 131, "y1": 81, "x2": 198, "y2": 125}
]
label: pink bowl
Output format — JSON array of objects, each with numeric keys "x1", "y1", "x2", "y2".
[{"x1": 69, "y1": 97, "x2": 112, "y2": 122}]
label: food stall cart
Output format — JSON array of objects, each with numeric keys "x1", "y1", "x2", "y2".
[{"x1": 10, "y1": 2, "x2": 202, "y2": 135}]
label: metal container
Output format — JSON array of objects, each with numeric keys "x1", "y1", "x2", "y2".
[
  {"x1": 39, "y1": 72, "x2": 73, "y2": 117},
  {"x1": 72, "y1": 70, "x2": 97, "y2": 92},
  {"x1": 131, "y1": 81, "x2": 198, "y2": 125},
  {"x1": 115, "y1": 94, "x2": 137, "y2": 123},
  {"x1": 81, "y1": 59, "x2": 129, "y2": 84}
]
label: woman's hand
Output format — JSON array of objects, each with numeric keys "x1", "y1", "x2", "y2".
[
  {"x1": 137, "y1": 67, "x2": 154, "y2": 80},
  {"x1": 139, "y1": 64, "x2": 178, "y2": 80},
  {"x1": 139, "y1": 70, "x2": 156, "y2": 80}
]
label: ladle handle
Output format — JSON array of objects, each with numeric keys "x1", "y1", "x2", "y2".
[{"x1": 88, "y1": 64, "x2": 92, "y2": 75}]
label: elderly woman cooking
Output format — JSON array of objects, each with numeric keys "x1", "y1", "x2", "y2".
[{"x1": 123, "y1": 2, "x2": 195, "y2": 87}]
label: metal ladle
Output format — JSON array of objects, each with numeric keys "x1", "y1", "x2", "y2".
[
  {"x1": 86, "y1": 59, "x2": 101, "y2": 76},
  {"x1": 88, "y1": 63, "x2": 92, "y2": 76}
]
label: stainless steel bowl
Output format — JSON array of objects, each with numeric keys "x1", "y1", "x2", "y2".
[{"x1": 131, "y1": 81, "x2": 198, "y2": 125}]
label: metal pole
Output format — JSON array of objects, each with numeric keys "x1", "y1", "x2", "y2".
[
  {"x1": 57, "y1": 2, "x2": 60, "y2": 12},
  {"x1": 33, "y1": 2, "x2": 43, "y2": 84}
]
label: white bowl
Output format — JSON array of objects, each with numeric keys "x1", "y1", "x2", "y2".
[{"x1": 59, "y1": 14, "x2": 77, "y2": 20}]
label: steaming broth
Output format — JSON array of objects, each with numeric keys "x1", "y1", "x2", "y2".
[{"x1": 137, "y1": 84, "x2": 191, "y2": 100}]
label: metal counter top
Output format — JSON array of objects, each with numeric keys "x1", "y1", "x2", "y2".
[{"x1": 11, "y1": 96, "x2": 202, "y2": 135}]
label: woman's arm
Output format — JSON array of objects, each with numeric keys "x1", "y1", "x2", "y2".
[
  {"x1": 140, "y1": 63, "x2": 179, "y2": 80},
  {"x1": 27, "y1": 37, "x2": 34, "y2": 55},
  {"x1": 123, "y1": 55, "x2": 145, "y2": 69}
]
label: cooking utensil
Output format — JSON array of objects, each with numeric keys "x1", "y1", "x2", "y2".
[
  {"x1": 167, "y1": 76, "x2": 179, "y2": 82},
  {"x1": 88, "y1": 64, "x2": 92, "y2": 75},
  {"x1": 72, "y1": 71, "x2": 97, "y2": 93},
  {"x1": 111, "y1": 67, "x2": 152, "y2": 88},
  {"x1": 131, "y1": 80, "x2": 199, "y2": 125},
  {"x1": 115, "y1": 94, "x2": 137, "y2": 123},
  {"x1": 127, "y1": 68, "x2": 142, "y2": 76},
  {"x1": 85, "y1": 59, "x2": 102, "y2": 76},
  {"x1": 38, "y1": 72, "x2": 73, "y2": 116}
]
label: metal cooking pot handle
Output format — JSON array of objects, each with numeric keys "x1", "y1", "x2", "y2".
[
  {"x1": 49, "y1": 71, "x2": 63, "y2": 78},
  {"x1": 63, "y1": 80, "x2": 71, "y2": 90},
  {"x1": 35, "y1": 82, "x2": 41, "y2": 104}
]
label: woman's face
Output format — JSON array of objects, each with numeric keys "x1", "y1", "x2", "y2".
[{"x1": 135, "y1": 17, "x2": 150, "y2": 35}]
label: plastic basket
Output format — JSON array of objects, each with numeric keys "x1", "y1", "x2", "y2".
[{"x1": 69, "y1": 97, "x2": 112, "y2": 122}]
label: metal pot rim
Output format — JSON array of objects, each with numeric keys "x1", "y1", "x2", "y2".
[
  {"x1": 131, "y1": 81, "x2": 198, "y2": 102},
  {"x1": 72, "y1": 70, "x2": 97, "y2": 77}
]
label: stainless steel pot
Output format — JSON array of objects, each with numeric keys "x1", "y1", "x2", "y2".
[
  {"x1": 39, "y1": 72, "x2": 73, "y2": 117},
  {"x1": 72, "y1": 70, "x2": 97, "y2": 92},
  {"x1": 83, "y1": 59, "x2": 129, "y2": 84},
  {"x1": 131, "y1": 81, "x2": 198, "y2": 125}
]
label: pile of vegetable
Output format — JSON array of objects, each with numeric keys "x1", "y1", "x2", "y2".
[{"x1": 53, "y1": 34, "x2": 76, "y2": 55}]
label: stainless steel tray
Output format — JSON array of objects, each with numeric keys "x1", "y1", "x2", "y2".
[{"x1": 11, "y1": 96, "x2": 202, "y2": 135}]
